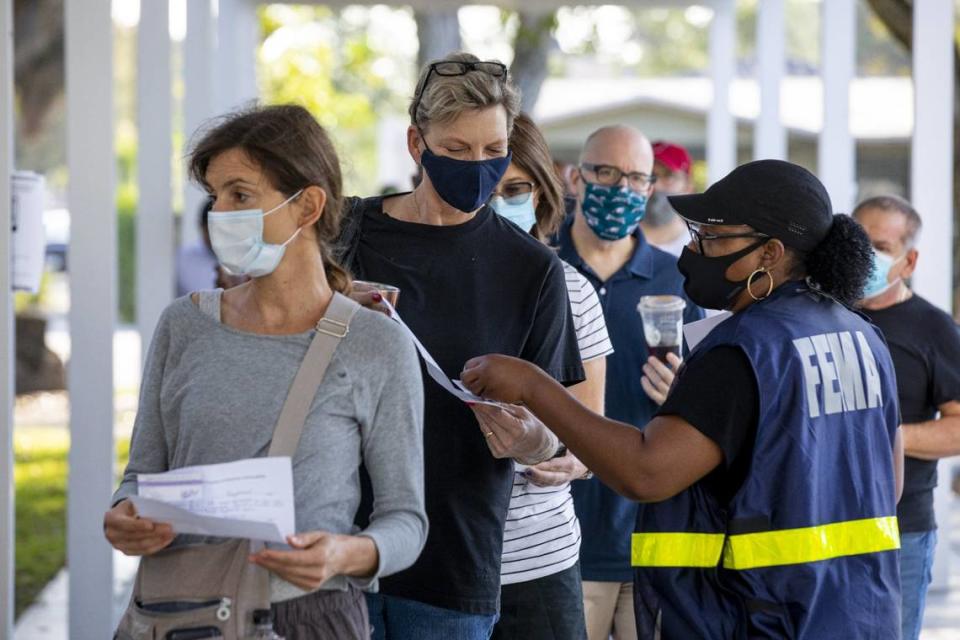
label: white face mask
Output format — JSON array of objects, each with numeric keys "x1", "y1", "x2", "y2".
[{"x1": 207, "y1": 190, "x2": 304, "y2": 278}]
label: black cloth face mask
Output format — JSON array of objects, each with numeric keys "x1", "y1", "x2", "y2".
[{"x1": 677, "y1": 239, "x2": 768, "y2": 310}]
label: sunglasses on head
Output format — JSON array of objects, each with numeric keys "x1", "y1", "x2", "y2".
[{"x1": 411, "y1": 60, "x2": 508, "y2": 125}]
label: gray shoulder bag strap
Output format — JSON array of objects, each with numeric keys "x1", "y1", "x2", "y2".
[
  {"x1": 269, "y1": 291, "x2": 361, "y2": 457},
  {"x1": 116, "y1": 292, "x2": 361, "y2": 640}
]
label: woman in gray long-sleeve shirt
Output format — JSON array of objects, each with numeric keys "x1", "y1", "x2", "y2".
[{"x1": 103, "y1": 105, "x2": 427, "y2": 638}]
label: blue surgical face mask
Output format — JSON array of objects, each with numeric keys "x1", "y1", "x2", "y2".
[
  {"x1": 419, "y1": 142, "x2": 512, "y2": 213},
  {"x1": 207, "y1": 190, "x2": 303, "y2": 278},
  {"x1": 862, "y1": 248, "x2": 904, "y2": 300},
  {"x1": 489, "y1": 194, "x2": 536, "y2": 232},
  {"x1": 580, "y1": 182, "x2": 648, "y2": 241}
]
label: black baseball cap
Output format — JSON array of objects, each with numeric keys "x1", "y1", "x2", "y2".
[{"x1": 667, "y1": 159, "x2": 833, "y2": 252}]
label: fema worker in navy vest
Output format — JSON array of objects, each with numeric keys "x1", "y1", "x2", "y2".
[{"x1": 460, "y1": 159, "x2": 905, "y2": 639}]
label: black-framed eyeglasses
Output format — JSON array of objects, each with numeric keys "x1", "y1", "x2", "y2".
[
  {"x1": 685, "y1": 221, "x2": 770, "y2": 255},
  {"x1": 411, "y1": 61, "x2": 508, "y2": 125},
  {"x1": 579, "y1": 163, "x2": 657, "y2": 191},
  {"x1": 490, "y1": 181, "x2": 534, "y2": 205}
]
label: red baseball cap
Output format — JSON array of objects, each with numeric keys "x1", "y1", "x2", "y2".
[{"x1": 652, "y1": 141, "x2": 692, "y2": 175}]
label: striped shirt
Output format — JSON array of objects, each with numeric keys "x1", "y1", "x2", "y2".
[{"x1": 500, "y1": 261, "x2": 615, "y2": 585}]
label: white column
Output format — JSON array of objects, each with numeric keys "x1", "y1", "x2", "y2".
[
  {"x1": 377, "y1": 115, "x2": 417, "y2": 190},
  {"x1": 182, "y1": 0, "x2": 216, "y2": 248},
  {"x1": 707, "y1": 0, "x2": 736, "y2": 184},
  {"x1": 818, "y1": 0, "x2": 856, "y2": 213},
  {"x1": 234, "y1": 0, "x2": 259, "y2": 107},
  {"x1": 215, "y1": 0, "x2": 259, "y2": 114},
  {"x1": 910, "y1": 0, "x2": 956, "y2": 592},
  {"x1": 137, "y1": 0, "x2": 174, "y2": 356},
  {"x1": 0, "y1": 0, "x2": 15, "y2": 635},
  {"x1": 753, "y1": 0, "x2": 786, "y2": 160},
  {"x1": 65, "y1": 0, "x2": 116, "y2": 637}
]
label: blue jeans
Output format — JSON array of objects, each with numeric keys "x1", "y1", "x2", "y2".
[
  {"x1": 367, "y1": 593, "x2": 499, "y2": 640},
  {"x1": 900, "y1": 530, "x2": 937, "y2": 640}
]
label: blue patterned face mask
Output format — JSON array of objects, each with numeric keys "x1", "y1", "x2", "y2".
[{"x1": 580, "y1": 182, "x2": 648, "y2": 241}]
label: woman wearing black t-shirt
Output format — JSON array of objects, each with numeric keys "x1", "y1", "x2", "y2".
[
  {"x1": 337, "y1": 52, "x2": 584, "y2": 639},
  {"x1": 462, "y1": 161, "x2": 905, "y2": 640}
]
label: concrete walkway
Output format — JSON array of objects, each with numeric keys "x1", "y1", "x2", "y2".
[
  {"x1": 14, "y1": 551, "x2": 138, "y2": 639},
  {"x1": 918, "y1": 501, "x2": 960, "y2": 639}
]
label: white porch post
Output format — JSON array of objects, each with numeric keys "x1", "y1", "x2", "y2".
[
  {"x1": 910, "y1": 0, "x2": 956, "y2": 592},
  {"x1": 753, "y1": 0, "x2": 786, "y2": 160},
  {"x1": 215, "y1": 0, "x2": 259, "y2": 114},
  {"x1": 182, "y1": 0, "x2": 217, "y2": 248},
  {"x1": 707, "y1": 0, "x2": 736, "y2": 184},
  {"x1": 0, "y1": 0, "x2": 15, "y2": 634},
  {"x1": 818, "y1": 0, "x2": 856, "y2": 213},
  {"x1": 66, "y1": 0, "x2": 116, "y2": 637},
  {"x1": 137, "y1": 0, "x2": 174, "y2": 356}
]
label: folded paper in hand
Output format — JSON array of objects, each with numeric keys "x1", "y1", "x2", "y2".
[{"x1": 130, "y1": 457, "x2": 296, "y2": 543}]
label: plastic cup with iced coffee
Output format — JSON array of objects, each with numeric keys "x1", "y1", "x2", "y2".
[{"x1": 637, "y1": 295, "x2": 686, "y2": 363}]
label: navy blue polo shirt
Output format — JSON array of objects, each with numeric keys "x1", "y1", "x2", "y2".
[{"x1": 558, "y1": 214, "x2": 703, "y2": 582}]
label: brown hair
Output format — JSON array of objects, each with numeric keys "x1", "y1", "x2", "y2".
[
  {"x1": 188, "y1": 104, "x2": 351, "y2": 293},
  {"x1": 852, "y1": 194, "x2": 923, "y2": 248},
  {"x1": 509, "y1": 113, "x2": 565, "y2": 239},
  {"x1": 410, "y1": 51, "x2": 522, "y2": 135}
]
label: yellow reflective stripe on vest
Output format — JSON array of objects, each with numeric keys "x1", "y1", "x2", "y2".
[
  {"x1": 631, "y1": 532, "x2": 726, "y2": 568},
  {"x1": 722, "y1": 516, "x2": 901, "y2": 570}
]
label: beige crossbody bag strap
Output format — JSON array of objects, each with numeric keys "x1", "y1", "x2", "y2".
[{"x1": 268, "y1": 292, "x2": 361, "y2": 458}]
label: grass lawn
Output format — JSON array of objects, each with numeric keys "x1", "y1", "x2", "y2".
[{"x1": 13, "y1": 429, "x2": 130, "y2": 619}]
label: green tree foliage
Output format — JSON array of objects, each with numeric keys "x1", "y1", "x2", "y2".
[
  {"x1": 116, "y1": 23, "x2": 139, "y2": 324},
  {"x1": 258, "y1": 5, "x2": 416, "y2": 195}
]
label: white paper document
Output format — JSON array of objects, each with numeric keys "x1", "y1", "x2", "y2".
[
  {"x1": 11, "y1": 171, "x2": 47, "y2": 293},
  {"x1": 683, "y1": 311, "x2": 733, "y2": 352},
  {"x1": 130, "y1": 457, "x2": 296, "y2": 543},
  {"x1": 382, "y1": 299, "x2": 501, "y2": 407}
]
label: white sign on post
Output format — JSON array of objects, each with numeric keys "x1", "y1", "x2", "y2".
[{"x1": 11, "y1": 171, "x2": 46, "y2": 293}]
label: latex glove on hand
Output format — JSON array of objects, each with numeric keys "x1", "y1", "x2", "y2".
[{"x1": 470, "y1": 402, "x2": 559, "y2": 466}]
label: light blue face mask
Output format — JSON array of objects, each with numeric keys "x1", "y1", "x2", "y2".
[
  {"x1": 207, "y1": 190, "x2": 303, "y2": 278},
  {"x1": 862, "y1": 248, "x2": 904, "y2": 300},
  {"x1": 489, "y1": 195, "x2": 537, "y2": 232}
]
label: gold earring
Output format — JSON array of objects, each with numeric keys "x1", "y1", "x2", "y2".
[{"x1": 746, "y1": 268, "x2": 774, "y2": 301}]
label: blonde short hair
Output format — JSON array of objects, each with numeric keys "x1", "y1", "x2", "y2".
[{"x1": 409, "y1": 52, "x2": 521, "y2": 134}]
